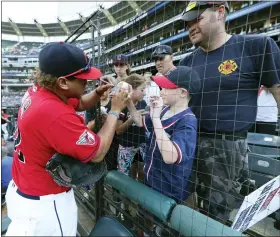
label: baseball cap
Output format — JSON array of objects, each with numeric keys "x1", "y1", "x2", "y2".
[
  {"x1": 181, "y1": 1, "x2": 229, "y2": 22},
  {"x1": 152, "y1": 66, "x2": 201, "y2": 95},
  {"x1": 39, "y1": 42, "x2": 102, "y2": 80},
  {"x1": 151, "y1": 45, "x2": 173, "y2": 59},
  {"x1": 113, "y1": 54, "x2": 128, "y2": 64}
]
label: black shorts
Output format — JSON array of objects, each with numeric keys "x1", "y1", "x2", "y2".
[{"x1": 133, "y1": 149, "x2": 144, "y2": 163}]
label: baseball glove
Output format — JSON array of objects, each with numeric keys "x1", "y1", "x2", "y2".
[{"x1": 46, "y1": 153, "x2": 107, "y2": 189}]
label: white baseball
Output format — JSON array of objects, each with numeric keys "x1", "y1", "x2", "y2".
[
  {"x1": 100, "y1": 106, "x2": 107, "y2": 115},
  {"x1": 116, "y1": 81, "x2": 130, "y2": 93}
]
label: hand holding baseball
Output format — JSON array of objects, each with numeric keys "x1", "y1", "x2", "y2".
[{"x1": 111, "y1": 82, "x2": 131, "y2": 113}]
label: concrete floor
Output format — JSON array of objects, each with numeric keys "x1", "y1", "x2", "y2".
[{"x1": 76, "y1": 199, "x2": 95, "y2": 236}]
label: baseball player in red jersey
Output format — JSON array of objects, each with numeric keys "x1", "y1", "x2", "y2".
[{"x1": 5, "y1": 42, "x2": 129, "y2": 236}]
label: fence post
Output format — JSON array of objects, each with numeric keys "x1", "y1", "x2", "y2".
[{"x1": 95, "y1": 177, "x2": 104, "y2": 221}]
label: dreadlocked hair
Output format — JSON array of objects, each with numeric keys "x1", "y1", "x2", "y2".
[{"x1": 35, "y1": 69, "x2": 58, "y2": 89}]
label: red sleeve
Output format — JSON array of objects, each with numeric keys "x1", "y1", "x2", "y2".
[
  {"x1": 45, "y1": 113, "x2": 100, "y2": 163},
  {"x1": 67, "y1": 98, "x2": 80, "y2": 109}
]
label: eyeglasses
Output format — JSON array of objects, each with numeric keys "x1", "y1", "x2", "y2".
[{"x1": 62, "y1": 57, "x2": 92, "y2": 78}]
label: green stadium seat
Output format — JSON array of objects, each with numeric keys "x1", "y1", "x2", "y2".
[
  {"x1": 248, "y1": 153, "x2": 280, "y2": 176},
  {"x1": 105, "y1": 171, "x2": 176, "y2": 222},
  {"x1": 1, "y1": 215, "x2": 11, "y2": 235},
  {"x1": 89, "y1": 216, "x2": 133, "y2": 236},
  {"x1": 170, "y1": 205, "x2": 244, "y2": 236}
]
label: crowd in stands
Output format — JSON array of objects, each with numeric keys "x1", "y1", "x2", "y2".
[
  {"x1": 1, "y1": 38, "x2": 92, "y2": 56},
  {"x1": 2, "y1": 92, "x2": 25, "y2": 107},
  {"x1": 104, "y1": 21, "x2": 280, "y2": 70},
  {"x1": 2, "y1": 41, "x2": 45, "y2": 55}
]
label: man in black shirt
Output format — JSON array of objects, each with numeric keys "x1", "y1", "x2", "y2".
[
  {"x1": 152, "y1": 45, "x2": 176, "y2": 75},
  {"x1": 179, "y1": 1, "x2": 280, "y2": 221}
]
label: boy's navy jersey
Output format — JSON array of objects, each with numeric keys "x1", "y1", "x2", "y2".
[
  {"x1": 143, "y1": 106, "x2": 197, "y2": 203},
  {"x1": 117, "y1": 100, "x2": 147, "y2": 147},
  {"x1": 179, "y1": 35, "x2": 280, "y2": 133}
]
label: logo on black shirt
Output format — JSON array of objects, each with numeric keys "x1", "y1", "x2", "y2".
[{"x1": 218, "y1": 60, "x2": 238, "y2": 75}]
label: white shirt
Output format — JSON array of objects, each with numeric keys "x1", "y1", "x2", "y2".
[
  {"x1": 256, "y1": 88, "x2": 277, "y2": 122},
  {"x1": 144, "y1": 81, "x2": 160, "y2": 104}
]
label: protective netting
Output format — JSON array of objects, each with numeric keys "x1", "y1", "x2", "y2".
[
  {"x1": 83, "y1": 1, "x2": 280, "y2": 236},
  {"x1": 1, "y1": 1, "x2": 280, "y2": 236}
]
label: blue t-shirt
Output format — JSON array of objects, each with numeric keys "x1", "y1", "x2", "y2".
[
  {"x1": 1, "y1": 155, "x2": 13, "y2": 188},
  {"x1": 143, "y1": 106, "x2": 197, "y2": 203},
  {"x1": 179, "y1": 35, "x2": 280, "y2": 132}
]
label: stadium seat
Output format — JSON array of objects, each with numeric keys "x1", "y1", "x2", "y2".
[
  {"x1": 1, "y1": 215, "x2": 11, "y2": 235},
  {"x1": 247, "y1": 133, "x2": 280, "y2": 187},
  {"x1": 248, "y1": 153, "x2": 280, "y2": 176},
  {"x1": 88, "y1": 216, "x2": 133, "y2": 236},
  {"x1": 249, "y1": 145, "x2": 279, "y2": 158},
  {"x1": 249, "y1": 171, "x2": 274, "y2": 187},
  {"x1": 105, "y1": 171, "x2": 177, "y2": 222},
  {"x1": 247, "y1": 132, "x2": 280, "y2": 149},
  {"x1": 169, "y1": 205, "x2": 243, "y2": 236}
]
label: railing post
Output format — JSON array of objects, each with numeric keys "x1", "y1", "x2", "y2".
[{"x1": 95, "y1": 178, "x2": 104, "y2": 221}]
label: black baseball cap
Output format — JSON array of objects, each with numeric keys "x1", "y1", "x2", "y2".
[
  {"x1": 39, "y1": 42, "x2": 102, "y2": 80},
  {"x1": 181, "y1": 1, "x2": 229, "y2": 22},
  {"x1": 113, "y1": 54, "x2": 128, "y2": 64},
  {"x1": 151, "y1": 45, "x2": 173, "y2": 59},
  {"x1": 152, "y1": 66, "x2": 201, "y2": 95}
]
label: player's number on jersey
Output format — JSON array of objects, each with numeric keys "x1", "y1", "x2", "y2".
[{"x1": 14, "y1": 128, "x2": 25, "y2": 163}]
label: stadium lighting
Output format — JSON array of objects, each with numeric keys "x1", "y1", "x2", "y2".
[
  {"x1": 78, "y1": 13, "x2": 93, "y2": 33},
  {"x1": 34, "y1": 19, "x2": 48, "y2": 37},
  {"x1": 8, "y1": 18, "x2": 22, "y2": 36},
  {"x1": 57, "y1": 17, "x2": 71, "y2": 35},
  {"x1": 127, "y1": 1, "x2": 142, "y2": 14},
  {"x1": 98, "y1": 4, "x2": 117, "y2": 26}
]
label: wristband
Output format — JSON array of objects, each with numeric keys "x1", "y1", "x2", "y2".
[{"x1": 108, "y1": 111, "x2": 119, "y2": 119}]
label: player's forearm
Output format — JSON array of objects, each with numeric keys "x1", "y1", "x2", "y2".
[
  {"x1": 116, "y1": 119, "x2": 134, "y2": 135},
  {"x1": 127, "y1": 101, "x2": 143, "y2": 127},
  {"x1": 152, "y1": 118, "x2": 178, "y2": 164},
  {"x1": 92, "y1": 113, "x2": 119, "y2": 162},
  {"x1": 76, "y1": 90, "x2": 101, "y2": 112}
]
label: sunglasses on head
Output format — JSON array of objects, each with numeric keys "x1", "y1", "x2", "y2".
[
  {"x1": 154, "y1": 56, "x2": 166, "y2": 62},
  {"x1": 114, "y1": 62, "x2": 125, "y2": 67},
  {"x1": 62, "y1": 57, "x2": 92, "y2": 78}
]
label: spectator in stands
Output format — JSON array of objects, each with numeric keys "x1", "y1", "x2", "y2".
[
  {"x1": 2, "y1": 137, "x2": 7, "y2": 146},
  {"x1": 127, "y1": 66, "x2": 201, "y2": 205},
  {"x1": 152, "y1": 45, "x2": 176, "y2": 76},
  {"x1": 249, "y1": 86, "x2": 278, "y2": 135},
  {"x1": 143, "y1": 72, "x2": 160, "y2": 104},
  {"x1": 180, "y1": 1, "x2": 280, "y2": 221},
  {"x1": 1, "y1": 110, "x2": 10, "y2": 140},
  {"x1": 1, "y1": 146, "x2": 13, "y2": 192},
  {"x1": 113, "y1": 54, "x2": 131, "y2": 83},
  {"x1": 117, "y1": 74, "x2": 147, "y2": 178}
]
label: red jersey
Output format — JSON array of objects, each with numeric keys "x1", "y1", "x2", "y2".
[
  {"x1": 13, "y1": 88, "x2": 100, "y2": 196},
  {"x1": 22, "y1": 83, "x2": 79, "y2": 109}
]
